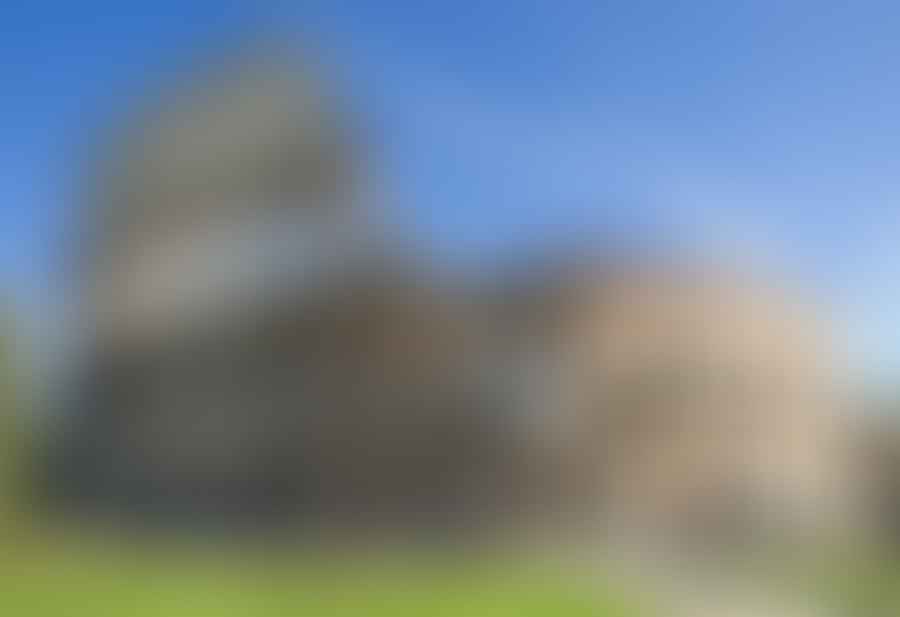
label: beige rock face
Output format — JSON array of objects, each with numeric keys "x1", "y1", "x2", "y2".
[{"x1": 498, "y1": 266, "x2": 853, "y2": 549}]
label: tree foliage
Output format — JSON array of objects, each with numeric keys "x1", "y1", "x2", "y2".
[{"x1": 0, "y1": 313, "x2": 24, "y2": 515}]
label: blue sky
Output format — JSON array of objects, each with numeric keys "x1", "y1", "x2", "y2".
[{"x1": 3, "y1": 2, "x2": 900, "y2": 384}]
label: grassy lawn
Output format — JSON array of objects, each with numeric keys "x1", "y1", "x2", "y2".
[
  {"x1": 797, "y1": 550, "x2": 900, "y2": 617},
  {"x1": 0, "y1": 521, "x2": 651, "y2": 617},
  {"x1": 5, "y1": 520, "x2": 900, "y2": 617}
]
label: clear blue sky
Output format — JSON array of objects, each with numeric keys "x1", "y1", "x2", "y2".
[{"x1": 3, "y1": 2, "x2": 900, "y2": 384}]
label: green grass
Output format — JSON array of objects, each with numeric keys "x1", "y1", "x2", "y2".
[
  {"x1": 798, "y1": 550, "x2": 900, "y2": 617},
  {"x1": 0, "y1": 522, "x2": 650, "y2": 617}
]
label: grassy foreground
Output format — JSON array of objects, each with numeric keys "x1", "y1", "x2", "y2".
[{"x1": 0, "y1": 521, "x2": 651, "y2": 617}]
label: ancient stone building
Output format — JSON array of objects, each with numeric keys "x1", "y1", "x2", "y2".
[
  {"x1": 48, "y1": 47, "x2": 499, "y2": 529},
  {"x1": 491, "y1": 262, "x2": 854, "y2": 550},
  {"x1": 46, "y1": 43, "x2": 857, "y2": 550}
]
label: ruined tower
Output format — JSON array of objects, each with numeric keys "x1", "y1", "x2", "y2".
[{"x1": 49, "y1": 45, "x2": 496, "y2": 528}]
